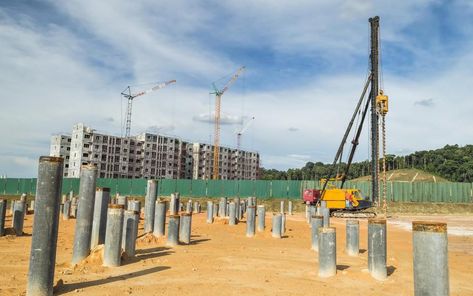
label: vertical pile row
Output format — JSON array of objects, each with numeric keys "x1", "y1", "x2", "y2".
[
  {"x1": 204, "y1": 197, "x2": 293, "y2": 240},
  {"x1": 68, "y1": 165, "x2": 142, "y2": 267},
  {"x1": 25, "y1": 159, "x2": 143, "y2": 296},
  {"x1": 206, "y1": 196, "x2": 246, "y2": 225},
  {"x1": 306, "y1": 202, "x2": 449, "y2": 295},
  {"x1": 308, "y1": 201, "x2": 388, "y2": 279},
  {"x1": 271, "y1": 200, "x2": 291, "y2": 238},
  {"x1": 146, "y1": 191, "x2": 194, "y2": 247},
  {"x1": 60, "y1": 191, "x2": 78, "y2": 221},
  {"x1": 21, "y1": 157, "x2": 198, "y2": 296},
  {"x1": 0, "y1": 193, "x2": 29, "y2": 236}
]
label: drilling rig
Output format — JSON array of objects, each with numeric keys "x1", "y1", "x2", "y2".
[{"x1": 303, "y1": 16, "x2": 389, "y2": 218}]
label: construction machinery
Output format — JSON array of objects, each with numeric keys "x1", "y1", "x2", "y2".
[
  {"x1": 211, "y1": 66, "x2": 245, "y2": 180},
  {"x1": 303, "y1": 16, "x2": 389, "y2": 218},
  {"x1": 121, "y1": 80, "x2": 176, "y2": 138},
  {"x1": 303, "y1": 183, "x2": 374, "y2": 218},
  {"x1": 236, "y1": 116, "x2": 255, "y2": 149}
]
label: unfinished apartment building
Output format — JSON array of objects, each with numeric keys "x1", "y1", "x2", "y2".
[
  {"x1": 191, "y1": 143, "x2": 259, "y2": 180},
  {"x1": 49, "y1": 135, "x2": 72, "y2": 177},
  {"x1": 50, "y1": 123, "x2": 259, "y2": 180}
]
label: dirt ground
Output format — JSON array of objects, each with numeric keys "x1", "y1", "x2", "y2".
[{"x1": 1, "y1": 208, "x2": 472, "y2": 296}]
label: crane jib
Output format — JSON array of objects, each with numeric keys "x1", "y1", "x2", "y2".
[{"x1": 121, "y1": 79, "x2": 176, "y2": 138}]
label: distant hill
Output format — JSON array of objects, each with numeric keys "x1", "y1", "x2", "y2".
[
  {"x1": 261, "y1": 144, "x2": 473, "y2": 182},
  {"x1": 350, "y1": 168, "x2": 449, "y2": 183}
]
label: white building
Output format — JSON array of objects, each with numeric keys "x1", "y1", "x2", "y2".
[
  {"x1": 49, "y1": 135, "x2": 72, "y2": 177},
  {"x1": 191, "y1": 143, "x2": 259, "y2": 180},
  {"x1": 51, "y1": 123, "x2": 260, "y2": 180}
]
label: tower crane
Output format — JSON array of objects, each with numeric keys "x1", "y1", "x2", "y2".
[
  {"x1": 236, "y1": 116, "x2": 255, "y2": 150},
  {"x1": 121, "y1": 80, "x2": 176, "y2": 137},
  {"x1": 211, "y1": 66, "x2": 245, "y2": 180}
]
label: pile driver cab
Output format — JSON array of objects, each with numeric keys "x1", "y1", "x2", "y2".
[{"x1": 303, "y1": 188, "x2": 372, "y2": 211}]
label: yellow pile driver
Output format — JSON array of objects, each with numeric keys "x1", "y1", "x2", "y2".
[{"x1": 304, "y1": 16, "x2": 389, "y2": 218}]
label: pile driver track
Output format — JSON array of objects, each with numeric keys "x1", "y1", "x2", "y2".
[{"x1": 332, "y1": 210, "x2": 377, "y2": 219}]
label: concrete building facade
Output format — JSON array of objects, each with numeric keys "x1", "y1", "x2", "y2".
[
  {"x1": 51, "y1": 123, "x2": 259, "y2": 180},
  {"x1": 49, "y1": 135, "x2": 72, "y2": 177},
  {"x1": 191, "y1": 143, "x2": 259, "y2": 180}
]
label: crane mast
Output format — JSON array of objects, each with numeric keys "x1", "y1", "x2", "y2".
[
  {"x1": 121, "y1": 79, "x2": 176, "y2": 138},
  {"x1": 211, "y1": 66, "x2": 245, "y2": 180}
]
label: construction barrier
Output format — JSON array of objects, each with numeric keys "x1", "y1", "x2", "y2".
[{"x1": 0, "y1": 178, "x2": 472, "y2": 203}]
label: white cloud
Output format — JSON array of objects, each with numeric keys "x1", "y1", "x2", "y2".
[
  {"x1": 145, "y1": 125, "x2": 175, "y2": 135},
  {"x1": 414, "y1": 98, "x2": 435, "y2": 107},
  {"x1": 192, "y1": 113, "x2": 242, "y2": 125},
  {"x1": 47, "y1": 0, "x2": 236, "y2": 82},
  {"x1": 0, "y1": 155, "x2": 38, "y2": 177},
  {"x1": 0, "y1": 1, "x2": 473, "y2": 177},
  {"x1": 288, "y1": 154, "x2": 312, "y2": 160}
]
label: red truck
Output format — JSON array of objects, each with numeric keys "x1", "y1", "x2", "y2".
[{"x1": 302, "y1": 189, "x2": 322, "y2": 204}]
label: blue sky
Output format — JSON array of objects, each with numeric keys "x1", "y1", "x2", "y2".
[{"x1": 1, "y1": 0, "x2": 473, "y2": 177}]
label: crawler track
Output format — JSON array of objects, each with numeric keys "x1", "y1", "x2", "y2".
[{"x1": 332, "y1": 209, "x2": 377, "y2": 219}]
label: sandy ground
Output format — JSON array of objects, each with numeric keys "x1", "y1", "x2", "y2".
[{"x1": 1, "y1": 209, "x2": 472, "y2": 296}]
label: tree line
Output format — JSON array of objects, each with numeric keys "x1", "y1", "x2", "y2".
[{"x1": 260, "y1": 145, "x2": 473, "y2": 183}]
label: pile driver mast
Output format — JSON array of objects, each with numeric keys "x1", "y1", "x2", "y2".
[
  {"x1": 121, "y1": 80, "x2": 176, "y2": 138},
  {"x1": 211, "y1": 66, "x2": 245, "y2": 180},
  {"x1": 369, "y1": 16, "x2": 380, "y2": 206}
]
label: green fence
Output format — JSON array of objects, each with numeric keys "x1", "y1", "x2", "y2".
[{"x1": 0, "y1": 178, "x2": 472, "y2": 203}]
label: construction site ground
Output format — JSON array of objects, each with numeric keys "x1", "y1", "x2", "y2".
[{"x1": 1, "y1": 210, "x2": 472, "y2": 296}]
